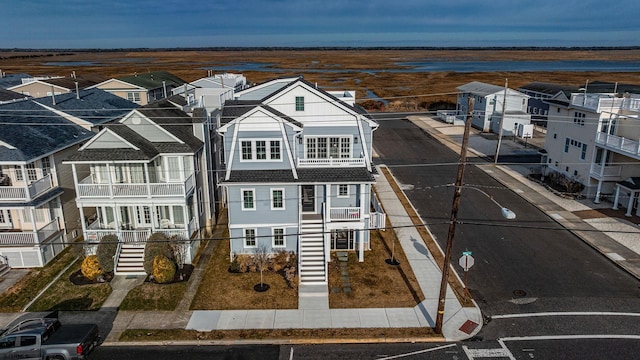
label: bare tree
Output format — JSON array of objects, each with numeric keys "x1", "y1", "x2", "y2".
[
  {"x1": 170, "y1": 236, "x2": 189, "y2": 270},
  {"x1": 253, "y1": 243, "x2": 271, "y2": 290}
]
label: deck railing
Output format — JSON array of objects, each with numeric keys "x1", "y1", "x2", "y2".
[
  {"x1": 589, "y1": 163, "x2": 623, "y2": 180},
  {"x1": 329, "y1": 207, "x2": 361, "y2": 221},
  {"x1": 0, "y1": 174, "x2": 53, "y2": 201},
  {"x1": 297, "y1": 158, "x2": 366, "y2": 167},
  {"x1": 595, "y1": 132, "x2": 640, "y2": 157},
  {"x1": 77, "y1": 174, "x2": 195, "y2": 199},
  {"x1": 0, "y1": 218, "x2": 59, "y2": 245}
]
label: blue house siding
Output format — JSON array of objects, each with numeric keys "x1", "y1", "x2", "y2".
[
  {"x1": 230, "y1": 226, "x2": 298, "y2": 254},
  {"x1": 227, "y1": 184, "x2": 299, "y2": 225}
]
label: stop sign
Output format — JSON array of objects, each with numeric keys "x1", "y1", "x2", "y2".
[{"x1": 459, "y1": 254, "x2": 474, "y2": 271}]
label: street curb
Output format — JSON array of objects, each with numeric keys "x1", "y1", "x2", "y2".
[{"x1": 100, "y1": 336, "x2": 447, "y2": 347}]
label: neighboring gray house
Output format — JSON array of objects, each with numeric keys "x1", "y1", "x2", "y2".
[
  {"x1": 0, "y1": 101, "x2": 94, "y2": 268},
  {"x1": 218, "y1": 77, "x2": 383, "y2": 285},
  {"x1": 518, "y1": 82, "x2": 578, "y2": 126},
  {"x1": 64, "y1": 101, "x2": 215, "y2": 274},
  {"x1": 456, "y1": 81, "x2": 531, "y2": 135}
]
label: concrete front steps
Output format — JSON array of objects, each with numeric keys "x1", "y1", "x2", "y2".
[
  {"x1": 299, "y1": 218, "x2": 326, "y2": 284},
  {"x1": 115, "y1": 243, "x2": 146, "y2": 275}
]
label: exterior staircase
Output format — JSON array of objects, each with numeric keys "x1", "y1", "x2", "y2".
[
  {"x1": 299, "y1": 217, "x2": 327, "y2": 284},
  {"x1": 115, "y1": 243, "x2": 146, "y2": 275}
]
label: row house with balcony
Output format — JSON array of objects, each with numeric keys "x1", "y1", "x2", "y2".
[
  {"x1": 64, "y1": 101, "x2": 214, "y2": 274},
  {"x1": 0, "y1": 101, "x2": 94, "y2": 267},
  {"x1": 218, "y1": 77, "x2": 384, "y2": 285},
  {"x1": 543, "y1": 82, "x2": 640, "y2": 215}
]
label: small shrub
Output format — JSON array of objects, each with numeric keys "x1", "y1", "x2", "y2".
[
  {"x1": 229, "y1": 253, "x2": 240, "y2": 273},
  {"x1": 81, "y1": 255, "x2": 103, "y2": 281},
  {"x1": 152, "y1": 255, "x2": 176, "y2": 284},
  {"x1": 96, "y1": 234, "x2": 118, "y2": 273},
  {"x1": 144, "y1": 233, "x2": 174, "y2": 275},
  {"x1": 236, "y1": 254, "x2": 255, "y2": 273}
]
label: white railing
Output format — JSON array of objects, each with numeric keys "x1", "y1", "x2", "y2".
[
  {"x1": 0, "y1": 218, "x2": 59, "y2": 245},
  {"x1": 36, "y1": 218, "x2": 60, "y2": 242},
  {"x1": 595, "y1": 132, "x2": 640, "y2": 157},
  {"x1": 77, "y1": 175, "x2": 194, "y2": 199},
  {"x1": 436, "y1": 110, "x2": 458, "y2": 124},
  {"x1": 297, "y1": 158, "x2": 366, "y2": 167},
  {"x1": 329, "y1": 207, "x2": 361, "y2": 221},
  {"x1": 188, "y1": 217, "x2": 197, "y2": 236},
  {"x1": 85, "y1": 229, "x2": 151, "y2": 243},
  {"x1": 590, "y1": 163, "x2": 623, "y2": 180},
  {"x1": 158, "y1": 228, "x2": 190, "y2": 240},
  {"x1": 0, "y1": 174, "x2": 53, "y2": 201},
  {"x1": 370, "y1": 192, "x2": 387, "y2": 230}
]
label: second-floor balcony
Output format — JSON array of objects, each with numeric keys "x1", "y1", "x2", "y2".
[
  {"x1": 84, "y1": 216, "x2": 197, "y2": 243},
  {"x1": 77, "y1": 173, "x2": 195, "y2": 199},
  {"x1": 0, "y1": 174, "x2": 53, "y2": 202},
  {"x1": 297, "y1": 158, "x2": 366, "y2": 167},
  {"x1": 595, "y1": 132, "x2": 640, "y2": 159},
  {"x1": 590, "y1": 163, "x2": 623, "y2": 181},
  {"x1": 0, "y1": 218, "x2": 60, "y2": 246}
]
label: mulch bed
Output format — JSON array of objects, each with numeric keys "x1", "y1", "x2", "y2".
[
  {"x1": 145, "y1": 264, "x2": 194, "y2": 284},
  {"x1": 69, "y1": 270, "x2": 113, "y2": 285}
]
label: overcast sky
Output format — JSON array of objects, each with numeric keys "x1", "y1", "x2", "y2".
[{"x1": 4, "y1": 0, "x2": 640, "y2": 48}]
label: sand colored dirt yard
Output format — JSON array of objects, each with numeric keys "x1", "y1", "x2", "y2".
[{"x1": 2, "y1": 49, "x2": 640, "y2": 108}]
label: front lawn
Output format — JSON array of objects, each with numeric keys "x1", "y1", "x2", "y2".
[
  {"x1": 191, "y1": 235, "x2": 298, "y2": 310},
  {"x1": 0, "y1": 248, "x2": 80, "y2": 312},
  {"x1": 119, "y1": 281, "x2": 188, "y2": 311},
  {"x1": 328, "y1": 228, "x2": 424, "y2": 308}
]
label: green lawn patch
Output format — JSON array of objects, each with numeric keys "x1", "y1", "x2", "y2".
[
  {"x1": 0, "y1": 248, "x2": 79, "y2": 312},
  {"x1": 119, "y1": 281, "x2": 188, "y2": 311}
]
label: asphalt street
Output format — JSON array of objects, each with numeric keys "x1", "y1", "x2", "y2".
[{"x1": 372, "y1": 117, "x2": 640, "y2": 317}]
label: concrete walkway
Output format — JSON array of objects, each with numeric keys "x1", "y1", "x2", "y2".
[
  {"x1": 101, "y1": 275, "x2": 146, "y2": 310},
  {"x1": 185, "y1": 164, "x2": 482, "y2": 341}
]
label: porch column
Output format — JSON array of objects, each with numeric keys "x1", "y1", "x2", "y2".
[
  {"x1": 144, "y1": 163, "x2": 151, "y2": 198},
  {"x1": 71, "y1": 164, "x2": 79, "y2": 196},
  {"x1": 29, "y1": 207, "x2": 37, "y2": 244},
  {"x1": 625, "y1": 190, "x2": 635, "y2": 217},
  {"x1": 150, "y1": 204, "x2": 158, "y2": 232},
  {"x1": 182, "y1": 205, "x2": 190, "y2": 238},
  {"x1": 106, "y1": 163, "x2": 114, "y2": 198},
  {"x1": 612, "y1": 185, "x2": 621, "y2": 210},
  {"x1": 325, "y1": 185, "x2": 331, "y2": 263},
  {"x1": 594, "y1": 179, "x2": 603, "y2": 204},
  {"x1": 358, "y1": 228, "x2": 364, "y2": 263},
  {"x1": 20, "y1": 165, "x2": 29, "y2": 200},
  {"x1": 79, "y1": 206, "x2": 87, "y2": 236}
]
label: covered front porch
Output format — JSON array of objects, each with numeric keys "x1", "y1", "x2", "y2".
[{"x1": 611, "y1": 177, "x2": 640, "y2": 217}]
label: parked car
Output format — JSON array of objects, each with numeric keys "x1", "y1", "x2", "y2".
[{"x1": 0, "y1": 315, "x2": 99, "y2": 360}]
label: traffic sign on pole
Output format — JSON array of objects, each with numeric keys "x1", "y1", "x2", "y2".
[{"x1": 459, "y1": 254, "x2": 474, "y2": 271}]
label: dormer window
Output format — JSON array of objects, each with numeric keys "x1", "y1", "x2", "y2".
[
  {"x1": 295, "y1": 96, "x2": 305, "y2": 111},
  {"x1": 240, "y1": 139, "x2": 282, "y2": 161}
]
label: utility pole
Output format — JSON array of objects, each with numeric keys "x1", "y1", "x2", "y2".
[
  {"x1": 435, "y1": 97, "x2": 474, "y2": 335},
  {"x1": 494, "y1": 78, "x2": 508, "y2": 164}
]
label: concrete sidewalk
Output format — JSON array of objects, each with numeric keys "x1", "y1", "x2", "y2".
[{"x1": 185, "y1": 165, "x2": 482, "y2": 341}]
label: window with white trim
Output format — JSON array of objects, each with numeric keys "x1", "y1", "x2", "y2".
[
  {"x1": 242, "y1": 189, "x2": 255, "y2": 210},
  {"x1": 41, "y1": 156, "x2": 51, "y2": 176},
  {"x1": 239, "y1": 139, "x2": 282, "y2": 161},
  {"x1": 273, "y1": 228, "x2": 285, "y2": 247},
  {"x1": 338, "y1": 184, "x2": 349, "y2": 198},
  {"x1": 14, "y1": 165, "x2": 23, "y2": 181},
  {"x1": 271, "y1": 188, "x2": 284, "y2": 210},
  {"x1": 244, "y1": 228, "x2": 256, "y2": 247},
  {"x1": 306, "y1": 136, "x2": 351, "y2": 159},
  {"x1": 127, "y1": 92, "x2": 141, "y2": 103}
]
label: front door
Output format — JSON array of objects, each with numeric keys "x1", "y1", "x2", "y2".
[
  {"x1": 331, "y1": 229, "x2": 355, "y2": 250},
  {"x1": 301, "y1": 185, "x2": 315, "y2": 212}
]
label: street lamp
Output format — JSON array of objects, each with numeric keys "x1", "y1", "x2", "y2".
[{"x1": 434, "y1": 98, "x2": 516, "y2": 335}]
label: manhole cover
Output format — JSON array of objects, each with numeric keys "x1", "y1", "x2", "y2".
[{"x1": 513, "y1": 289, "x2": 527, "y2": 297}]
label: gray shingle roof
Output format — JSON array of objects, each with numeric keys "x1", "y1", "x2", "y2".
[
  {"x1": 618, "y1": 177, "x2": 640, "y2": 190},
  {"x1": 456, "y1": 81, "x2": 505, "y2": 96},
  {"x1": 221, "y1": 100, "x2": 302, "y2": 127},
  {"x1": 138, "y1": 101, "x2": 203, "y2": 152},
  {"x1": 223, "y1": 167, "x2": 375, "y2": 183},
  {"x1": 45, "y1": 77, "x2": 99, "y2": 90},
  {"x1": 0, "y1": 100, "x2": 93, "y2": 162},
  {"x1": 118, "y1": 71, "x2": 186, "y2": 90},
  {"x1": 0, "y1": 73, "x2": 31, "y2": 89},
  {"x1": 33, "y1": 88, "x2": 138, "y2": 124},
  {"x1": 0, "y1": 89, "x2": 30, "y2": 103},
  {"x1": 518, "y1": 82, "x2": 579, "y2": 96}
]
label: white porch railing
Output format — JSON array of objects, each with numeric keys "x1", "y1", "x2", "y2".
[
  {"x1": 297, "y1": 158, "x2": 366, "y2": 167},
  {"x1": 85, "y1": 229, "x2": 151, "y2": 244},
  {"x1": 0, "y1": 174, "x2": 53, "y2": 201},
  {"x1": 590, "y1": 163, "x2": 623, "y2": 180},
  {"x1": 77, "y1": 175, "x2": 195, "y2": 199},
  {"x1": 0, "y1": 218, "x2": 59, "y2": 246},
  {"x1": 370, "y1": 191, "x2": 387, "y2": 230},
  {"x1": 329, "y1": 207, "x2": 361, "y2": 221},
  {"x1": 595, "y1": 132, "x2": 640, "y2": 158}
]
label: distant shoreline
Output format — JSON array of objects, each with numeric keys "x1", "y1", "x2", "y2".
[{"x1": 1, "y1": 46, "x2": 640, "y2": 52}]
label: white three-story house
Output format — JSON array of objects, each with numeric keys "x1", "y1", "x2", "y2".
[
  {"x1": 65, "y1": 102, "x2": 212, "y2": 274},
  {"x1": 217, "y1": 77, "x2": 381, "y2": 285}
]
